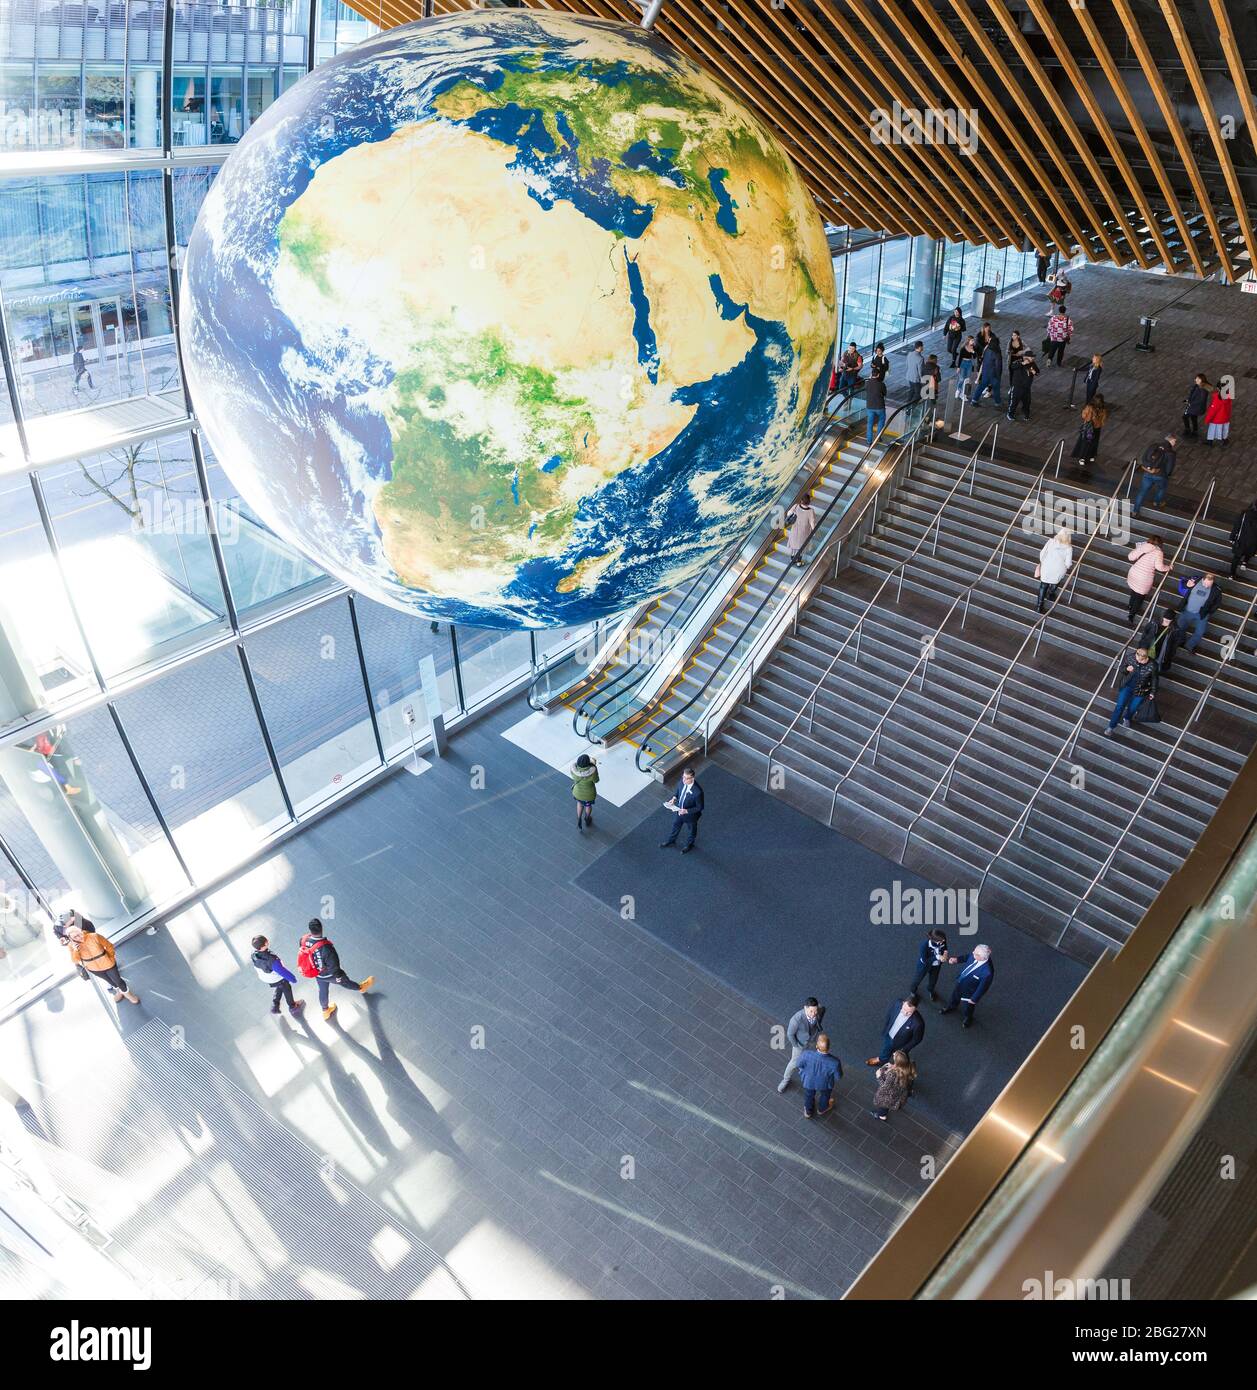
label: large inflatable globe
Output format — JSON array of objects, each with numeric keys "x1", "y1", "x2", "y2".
[{"x1": 182, "y1": 10, "x2": 836, "y2": 629}]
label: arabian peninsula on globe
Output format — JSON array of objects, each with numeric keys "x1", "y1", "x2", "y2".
[{"x1": 182, "y1": 9, "x2": 837, "y2": 630}]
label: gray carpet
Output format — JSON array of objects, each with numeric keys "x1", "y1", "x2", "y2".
[{"x1": 574, "y1": 762, "x2": 1089, "y2": 1133}]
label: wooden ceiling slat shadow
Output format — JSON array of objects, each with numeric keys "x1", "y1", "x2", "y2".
[{"x1": 340, "y1": 0, "x2": 1257, "y2": 280}]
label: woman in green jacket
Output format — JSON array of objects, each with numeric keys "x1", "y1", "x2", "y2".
[{"x1": 570, "y1": 753, "x2": 598, "y2": 831}]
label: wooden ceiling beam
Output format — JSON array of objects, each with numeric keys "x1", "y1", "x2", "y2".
[
  {"x1": 810, "y1": 0, "x2": 1011, "y2": 248},
  {"x1": 1112, "y1": 0, "x2": 1234, "y2": 279},
  {"x1": 904, "y1": 0, "x2": 1122, "y2": 265},
  {"x1": 1068, "y1": 0, "x2": 1210, "y2": 278},
  {"x1": 1017, "y1": 0, "x2": 1186, "y2": 272},
  {"x1": 1159, "y1": 0, "x2": 1252, "y2": 281},
  {"x1": 1209, "y1": 0, "x2": 1257, "y2": 175},
  {"x1": 563, "y1": 0, "x2": 895, "y2": 230},
  {"x1": 844, "y1": 0, "x2": 1042, "y2": 250},
  {"x1": 976, "y1": 0, "x2": 1167, "y2": 270}
]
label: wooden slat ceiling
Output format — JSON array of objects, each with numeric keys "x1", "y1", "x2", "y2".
[{"x1": 343, "y1": 0, "x2": 1257, "y2": 280}]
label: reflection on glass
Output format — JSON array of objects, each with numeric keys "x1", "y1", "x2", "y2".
[
  {"x1": 356, "y1": 597, "x2": 460, "y2": 756},
  {"x1": 243, "y1": 600, "x2": 381, "y2": 814},
  {"x1": 113, "y1": 649, "x2": 290, "y2": 882},
  {"x1": 455, "y1": 628, "x2": 532, "y2": 709}
]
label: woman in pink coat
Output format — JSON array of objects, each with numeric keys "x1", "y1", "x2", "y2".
[
  {"x1": 1126, "y1": 536, "x2": 1171, "y2": 625},
  {"x1": 1203, "y1": 389, "x2": 1233, "y2": 445}
]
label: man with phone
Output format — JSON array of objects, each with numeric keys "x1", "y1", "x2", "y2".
[{"x1": 659, "y1": 766, "x2": 704, "y2": 854}]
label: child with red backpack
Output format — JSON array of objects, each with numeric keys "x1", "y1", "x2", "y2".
[{"x1": 297, "y1": 918, "x2": 374, "y2": 1020}]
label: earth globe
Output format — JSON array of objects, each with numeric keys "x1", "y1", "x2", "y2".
[{"x1": 181, "y1": 9, "x2": 837, "y2": 630}]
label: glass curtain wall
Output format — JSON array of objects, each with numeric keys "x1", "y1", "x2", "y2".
[{"x1": 0, "y1": 0, "x2": 603, "y2": 1011}]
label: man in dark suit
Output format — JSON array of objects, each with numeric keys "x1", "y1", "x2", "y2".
[
  {"x1": 866, "y1": 994, "x2": 925, "y2": 1066},
  {"x1": 660, "y1": 766, "x2": 704, "y2": 854},
  {"x1": 940, "y1": 945, "x2": 994, "y2": 1028}
]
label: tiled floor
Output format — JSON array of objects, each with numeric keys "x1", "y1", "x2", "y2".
[{"x1": 0, "y1": 699, "x2": 961, "y2": 1301}]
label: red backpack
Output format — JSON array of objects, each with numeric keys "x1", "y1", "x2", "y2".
[{"x1": 296, "y1": 933, "x2": 325, "y2": 978}]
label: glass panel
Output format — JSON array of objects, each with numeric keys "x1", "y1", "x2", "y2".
[
  {"x1": 199, "y1": 438, "x2": 337, "y2": 623},
  {"x1": 40, "y1": 437, "x2": 233, "y2": 682},
  {"x1": 36, "y1": 66, "x2": 80, "y2": 151},
  {"x1": 537, "y1": 620, "x2": 597, "y2": 668},
  {"x1": 112, "y1": 648, "x2": 290, "y2": 883},
  {"x1": 355, "y1": 597, "x2": 460, "y2": 758},
  {"x1": 172, "y1": 71, "x2": 207, "y2": 148},
  {"x1": 242, "y1": 599, "x2": 381, "y2": 814},
  {"x1": 455, "y1": 628, "x2": 533, "y2": 709},
  {"x1": 939, "y1": 240, "x2": 965, "y2": 321},
  {"x1": 315, "y1": 0, "x2": 379, "y2": 65},
  {"x1": 875, "y1": 237, "x2": 909, "y2": 345},
  {"x1": 0, "y1": 476, "x2": 96, "y2": 720},
  {"x1": 209, "y1": 73, "x2": 243, "y2": 144},
  {"x1": 0, "y1": 172, "x2": 176, "y2": 420},
  {"x1": 957, "y1": 243, "x2": 988, "y2": 316},
  {"x1": 839, "y1": 241, "x2": 880, "y2": 352},
  {"x1": 84, "y1": 67, "x2": 125, "y2": 150},
  {"x1": 0, "y1": 65, "x2": 36, "y2": 153}
]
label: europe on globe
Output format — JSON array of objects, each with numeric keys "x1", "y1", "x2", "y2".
[{"x1": 181, "y1": 8, "x2": 837, "y2": 630}]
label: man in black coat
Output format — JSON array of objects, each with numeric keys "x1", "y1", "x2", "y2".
[
  {"x1": 866, "y1": 994, "x2": 925, "y2": 1066},
  {"x1": 1229, "y1": 500, "x2": 1257, "y2": 578},
  {"x1": 910, "y1": 930, "x2": 949, "y2": 1001},
  {"x1": 660, "y1": 766, "x2": 704, "y2": 853}
]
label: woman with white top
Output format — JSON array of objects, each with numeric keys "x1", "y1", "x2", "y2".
[
  {"x1": 786, "y1": 491, "x2": 817, "y2": 567},
  {"x1": 1035, "y1": 527, "x2": 1073, "y2": 612}
]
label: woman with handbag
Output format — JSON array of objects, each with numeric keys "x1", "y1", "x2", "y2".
[
  {"x1": 1034, "y1": 528, "x2": 1073, "y2": 612},
  {"x1": 1070, "y1": 395, "x2": 1107, "y2": 471},
  {"x1": 871, "y1": 1050, "x2": 916, "y2": 1121},
  {"x1": 954, "y1": 335, "x2": 977, "y2": 398},
  {"x1": 786, "y1": 490, "x2": 816, "y2": 566}
]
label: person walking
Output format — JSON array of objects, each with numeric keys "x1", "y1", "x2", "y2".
[
  {"x1": 251, "y1": 935, "x2": 305, "y2": 1017},
  {"x1": 905, "y1": 341, "x2": 925, "y2": 404},
  {"x1": 910, "y1": 929, "x2": 949, "y2": 1001},
  {"x1": 1051, "y1": 268, "x2": 1072, "y2": 302},
  {"x1": 659, "y1": 765, "x2": 704, "y2": 853},
  {"x1": 836, "y1": 341, "x2": 864, "y2": 395},
  {"x1": 1203, "y1": 386, "x2": 1232, "y2": 446},
  {"x1": 1228, "y1": 499, "x2": 1257, "y2": 578},
  {"x1": 1043, "y1": 304, "x2": 1073, "y2": 367},
  {"x1": 67, "y1": 921, "x2": 139, "y2": 1006},
  {"x1": 871, "y1": 1050, "x2": 916, "y2": 1122},
  {"x1": 865, "y1": 365, "x2": 887, "y2": 444},
  {"x1": 71, "y1": 345, "x2": 94, "y2": 390},
  {"x1": 1035, "y1": 251, "x2": 1050, "y2": 284},
  {"x1": 973, "y1": 322, "x2": 995, "y2": 357},
  {"x1": 797, "y1": 1035, "x2": 842, "y2": 1119},
  {"x1": 866, "y1": 994, "x2": 925, "y2": 1066},
  {"x1": 786, "y1": 490, "x2": 816, "y2": 566},
  {"x1": 1083, "y1": 353, "x2": 1103, "y2": 405},
  {"x1": 1175, "y1": 572, "x2": 1223, "y2": 654},
  {"x1": 297, "y1": 918, "x2": 374, "y2": 1021},
  {"x1": 1105, "y1": 648, "x2": 1159, "y2": 734},
  {"x1": 570, "y1": 752, "x2": 598, "y2": 832},
  {"x1": 1181, "y1": 373, "x2": 1211, "y2": 439},
  {"x1": 778, "y1": 996, "x2": 826, "y2": 1093},
  {"x1": 971, "y1": 338, "x2": 1003, "y2": 408},
  {"x1": 1070, "y1": 395, "x2": 1107, "y2": 472},
  {"x1": 943, "y1": 308, "x2": 966, "y2": 366},
  {"x1": 940, "y1": 946, "x2": 994, "y2": 1028},
  {"x1": 1138, "y1": 606, "x2": 1185, "y2": 676},
  {"x1": 1125, "y1": 535, "x2": 1171, "y2": 625},
  {"x1": 1035, "y1": 527, "x2": 1072, "y2": 612},
  {"x1": 1132, "y1": 434, "x2": 1178, "y2": 517},
  {"x1": 869, "y1": 342, "x2": 891, "y2": 380},
  {"x1": 1006, "y1": 348, "x2": 1039, "y2": 421},
  {"x1": 955, "y1": 334, "x2": 977, "y2": 399}
]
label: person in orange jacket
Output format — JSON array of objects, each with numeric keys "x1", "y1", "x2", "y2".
[{"x1": 67, "y1": 920, "x2": 139, "y2": 1004}]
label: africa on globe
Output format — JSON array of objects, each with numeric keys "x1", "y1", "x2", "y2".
[{"x1": 181, "y1": 9, "x2": 837, "y2": 629}]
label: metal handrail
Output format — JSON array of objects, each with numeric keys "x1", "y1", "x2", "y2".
[
  {"x1": 816, "y1": 446, "x2": 1053, "y2": 824},
  {"x1": 976, "y1": 477, "x2": 1219, "y2": 903},
  {"x1": 632, "y1": 397, "x2": 931, "y2": 771},
  {"x1": 1063, "y1": 562, "x2": 1257, "y2": 935},
  {"x1": 576, "y1": 403, "x2": 859, "y2": 740},
  {"x1": 900, "y1": 457, "x2": 1134, "y2": 851},
  {"x1": 762, "y1": 417, "x2": 999, "y2": 789}
]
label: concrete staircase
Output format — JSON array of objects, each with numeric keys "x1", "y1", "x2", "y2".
[{"x1": 716, "y1": 440, "x2": 1255, "y2": 957}]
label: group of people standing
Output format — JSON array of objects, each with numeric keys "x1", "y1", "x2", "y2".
[
  {"x1": 942, "y1": 313, "x2": 1042, "y2": 422},
  {"x1": 777, "y1": 936, "x2": 996, "y2": 1123}
]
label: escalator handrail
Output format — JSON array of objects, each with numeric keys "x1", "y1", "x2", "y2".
[
  {"x1": 577, "y1": 391, "x2": 861, "y2": 741},
  {"x1": 633, "y1": 399, "x2": 924, "y2": 770}
]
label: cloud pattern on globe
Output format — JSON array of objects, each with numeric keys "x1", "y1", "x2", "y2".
[{"x1": 182, "y1": 10, "x2": 837, "y2": 630}]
